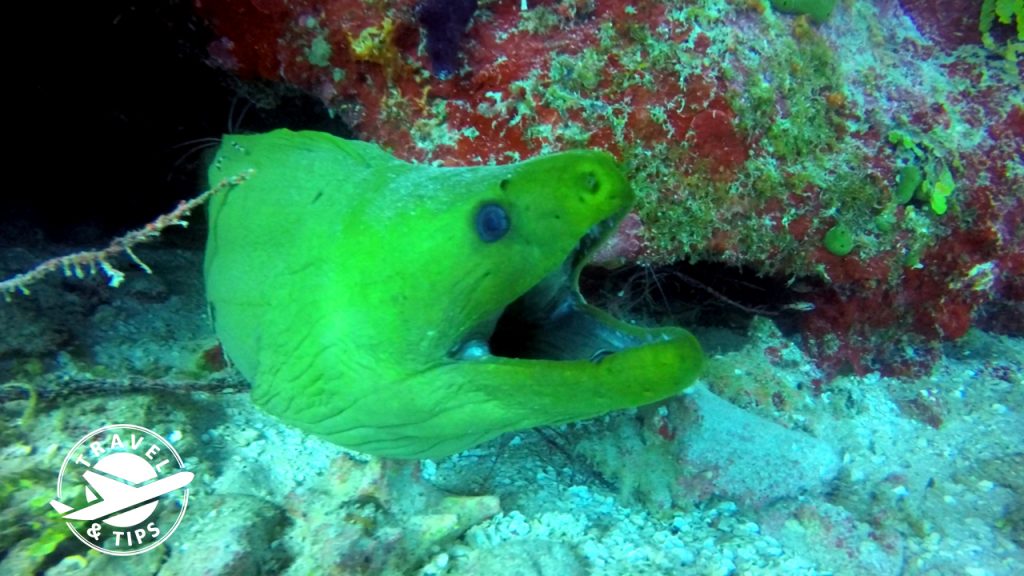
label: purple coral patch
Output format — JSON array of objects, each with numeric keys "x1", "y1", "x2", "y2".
[{"x1": 416, "y1": 0, "x2": 478, "y2": 79}]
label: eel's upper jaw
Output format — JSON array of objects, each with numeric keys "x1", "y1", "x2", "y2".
[
  {"x1": 453, "y1": 211, "x2": 669, "y2": 363},
  {"x1": 569, "y1": 210, "x2": 624, "y2": 277}
]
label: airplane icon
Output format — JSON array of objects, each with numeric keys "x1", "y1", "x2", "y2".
[{"x1": 50, "y1": 470, "x2": 194, "y2": 522}]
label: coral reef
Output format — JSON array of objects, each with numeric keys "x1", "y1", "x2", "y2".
[{"x1": 193, "y1": 0, "x2": 1023, "y2": 377}]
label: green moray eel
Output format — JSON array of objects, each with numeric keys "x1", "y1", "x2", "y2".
[{"x1": 204, "y1": 129, "x2": 703, "y2": 459}]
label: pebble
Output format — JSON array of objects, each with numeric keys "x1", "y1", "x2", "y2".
[
  {"x1": 737, "y1": 521, "x2": 760, "y2": 535},
  {"x1": 421, "y1": 459, "x2": 437, "y2": 481}
]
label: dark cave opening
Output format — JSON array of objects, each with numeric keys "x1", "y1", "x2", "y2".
[{"x1": 579, "y1": 260, "x2": 809, "y2": 338}]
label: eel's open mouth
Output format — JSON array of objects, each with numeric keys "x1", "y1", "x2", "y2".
[{"x1": 481, "y1": 213, "x2": 666, "y2": 362}]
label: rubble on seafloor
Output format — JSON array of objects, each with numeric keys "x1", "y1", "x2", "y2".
[{"x1": 1, "y1": 248, "x2": 1021, "y2": 575}]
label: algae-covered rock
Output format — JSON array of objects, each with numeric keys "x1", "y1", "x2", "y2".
[{"x1": 158, "y1": 495, "x2": 287, "y2": 576}]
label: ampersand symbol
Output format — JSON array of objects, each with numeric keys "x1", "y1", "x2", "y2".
[{"x1": 86, "y1": 523, "x2": 102, "y2": 540}]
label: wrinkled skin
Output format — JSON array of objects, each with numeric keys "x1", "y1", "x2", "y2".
[{"x1": 205, "y1": 129, "x2": 703, "y2": 459}]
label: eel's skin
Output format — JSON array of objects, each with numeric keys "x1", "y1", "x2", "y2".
[{"x1": 204, "y1": 129, "x2": 703, "y2": 459}]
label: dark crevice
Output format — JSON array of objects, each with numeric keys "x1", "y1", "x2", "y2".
[
  {"x1": 1, "y1": 1, "x2": 349, "y2": 248},
  {"x1": 579, "y1": 261, "x2": 811, "y2": 336}
]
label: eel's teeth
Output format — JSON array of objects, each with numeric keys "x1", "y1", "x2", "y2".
[{"x1": 452, "y1": 339, "x2": 491, "y2": 360}]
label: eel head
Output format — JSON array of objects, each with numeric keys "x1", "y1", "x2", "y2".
[{"x1": 205, "y1": 129, "x2": 703, "y2": 458}]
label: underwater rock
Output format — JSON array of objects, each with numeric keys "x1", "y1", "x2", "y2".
[
  {"x1": 158, "y1": 495, "x2": 287, "y2": 576},
  {"x1": 404, "y1": 495, "x2": 503, "y2": 556},
  {"x1": 676, "y1": 387, "x2": 841, "y2": 508},
  {"x1": 277, "y1": 457, "x2": 501, "y2": 574}
]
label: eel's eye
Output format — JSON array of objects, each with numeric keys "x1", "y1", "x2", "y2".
[{"x1": 475, "y1": 203, "x2": 510, "y2": 243}]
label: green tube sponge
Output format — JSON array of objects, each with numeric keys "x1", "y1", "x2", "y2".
[
  {"x1": 893, "y1": 165, "x2": 923, "y2": 205},
  {"x1": 823, "y1": 224, "x2": 855, "y2": 256},
  {"x1": 926, "y1": 164, "x2": 956, "y2": 215},
  {"x1": 770, "y1": 0, "x2": 837, "y2": 23}
]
